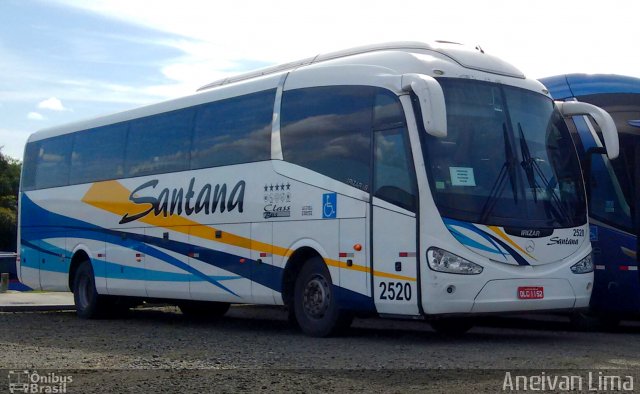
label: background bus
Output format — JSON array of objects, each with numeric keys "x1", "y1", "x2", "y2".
[
  {"x1": 18, "y1": 42, "x2": 618, "y2": 336},
  {"x1": 540, "y1": 74, "x2": 640, "y2": 327}
]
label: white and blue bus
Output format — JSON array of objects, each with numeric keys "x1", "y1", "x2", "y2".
[
  {"x1": 540, "y1": 74, "x2": 640, "y2": 328},
  {"x1": 18, "y1": 42, "x2": 619, "y2": 336}
]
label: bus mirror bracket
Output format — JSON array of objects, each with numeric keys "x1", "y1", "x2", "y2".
[
  {"x1": 402, "y1": 74, "x2": 447, "y2": 138},
  {"x1": 556, "y1": 101, "x2": 620, "y2": 160}
]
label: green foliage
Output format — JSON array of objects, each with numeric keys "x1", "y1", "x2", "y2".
[{"x1": 0, "y1": 148, "x2": 21, "y2": 251}]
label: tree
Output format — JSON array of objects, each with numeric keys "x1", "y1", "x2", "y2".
[{"x1": 0, "y1": 148, "x2": 21, "y2": 251}]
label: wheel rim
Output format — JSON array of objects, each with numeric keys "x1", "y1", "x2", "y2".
[{"x1": 303, "y1": 274, "x2": 331, "y2": 319}]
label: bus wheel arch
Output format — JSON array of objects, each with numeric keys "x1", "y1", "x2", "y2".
[
  {"x1": 282, "y1": 246, "x2": 322, "y2": 311},
  {"x1": 68, "y1": 249, "x2": 91, "y2": 292}
]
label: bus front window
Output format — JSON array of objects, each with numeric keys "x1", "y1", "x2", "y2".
[{"x1": 423, "y1": 78, "x2": 586, "y2": 228}]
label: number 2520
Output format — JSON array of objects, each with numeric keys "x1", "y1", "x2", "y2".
[{"x1": 379, "y1": 282, "x2": 412, "y2": 301}]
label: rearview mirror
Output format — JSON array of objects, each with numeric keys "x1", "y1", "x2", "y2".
[
  {"x1": 402, "y1": 74, "x2": 447, "y2": 138},
  {"x1": 556, "y1": 101, "x2": 619, "y2": 160}
]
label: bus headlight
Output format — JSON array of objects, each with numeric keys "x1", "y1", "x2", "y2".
[
  {"x1": 570, "y1": 254, "x2": 594, "y2": 274},
  {"x1": 427, "y1": 248, "x2": 483, "y2": 275}
]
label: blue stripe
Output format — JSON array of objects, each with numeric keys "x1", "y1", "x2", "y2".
[
  {"x1": 447, "y1": 227, "x2": 503, "y2": 255},
  {"x1": 20, "y1": 194, "x2": 281, "y2": 294},
  {"x1": 443, "y1": 217, "x2": 529, "y2": 266},
  {"x1": 20, "y1": 194, "x2": 374, "y2": 311}
]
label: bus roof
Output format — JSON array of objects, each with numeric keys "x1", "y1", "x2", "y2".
[
  {"x1": 540, "y1": 74, "x2": 640, "y2": 100},
  {"x1": 197, "y1": 41, "x2": 525, "y2": 91},
  {"x1": 27, "y1": 41, "x2": 536, "y2": 145}
]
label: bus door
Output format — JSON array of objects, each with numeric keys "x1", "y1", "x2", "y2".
[{"x1": 371, "y1": 125, "x2": 420, "y2": 316}]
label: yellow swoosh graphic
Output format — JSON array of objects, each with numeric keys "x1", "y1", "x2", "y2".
[
  {"x1": 82, "y1": 181, "x2": 415, "y2": 282},
  {"x1": 621, "y1": 246, "x2": 637, "y2": 260},
  {"x1": 487, "y1": 226, "x2": 536, "y2": 261}
]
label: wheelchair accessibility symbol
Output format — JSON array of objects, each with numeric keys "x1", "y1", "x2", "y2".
[{"x1": 322, "y1": 193, "x2": 337, "y2": 219}]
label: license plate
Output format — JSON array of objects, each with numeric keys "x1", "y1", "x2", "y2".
[{"x1": 518, "y1": 286, "x2": 544, "y2": 299}]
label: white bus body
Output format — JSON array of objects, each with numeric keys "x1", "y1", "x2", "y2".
[{"x1": 17, "y1": 42, "x2": 618, "y2": 336}]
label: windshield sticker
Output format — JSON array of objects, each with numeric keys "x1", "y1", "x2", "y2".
[
  {"x1": 605, "y1": 200, "x2": 615, "y2": 213},
  {"x1": 450, "y1": 167, "x2": 476, "y2": 187},
  {"x1": 435, "y1": 181, "x2": 446, "y2": 190}
]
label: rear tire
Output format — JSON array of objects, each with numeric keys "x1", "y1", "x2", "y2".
[
  {"x1": 294, "y1": 257, "x2": 352, "y2": 337},
  {"x1": 178, "y1": 301, "x2": 230, "y2": 319},
  {"x1": 72, "y1": 261, "x2": 105, "y2": 319}
]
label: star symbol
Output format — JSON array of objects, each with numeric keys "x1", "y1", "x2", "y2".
[
  {"x1": 269, "y1": 184, "x2": 274, "y2": 191},
  {"x1": 280, "y1": 183, "x2": 285, "y2": 190},
  {"x1": 264, "y1": 185, "x2": 268, "y2": 192},
  {"x1": 275, "y1": 184, "x2": 280, "y2": 191},
  {"x1": 286, "y1": 183, "x2": 291, "y2": 190}
]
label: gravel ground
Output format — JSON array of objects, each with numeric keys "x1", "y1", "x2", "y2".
[{"x1": 2, "y1": 305, "x2": 640, "y2": 392}]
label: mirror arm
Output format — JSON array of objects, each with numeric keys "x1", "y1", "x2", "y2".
[
  {"x1": 556, "y1": 101, "x2": 619, "y2": 160},
  {"x1": 401, "y1": 74, "x2": 447, "y2": 138}
]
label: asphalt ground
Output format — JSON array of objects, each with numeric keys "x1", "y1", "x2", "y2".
[{"x1": 2, "y1": 300, "x2": 640, "y2": 393}]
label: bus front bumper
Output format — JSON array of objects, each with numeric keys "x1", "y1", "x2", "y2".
[
  {"x1": 470, "y1": 277, "x2": 592, "y2": 313},
  {"x1": 422, "y1": 276, "x2": 592, "y2": 315}
]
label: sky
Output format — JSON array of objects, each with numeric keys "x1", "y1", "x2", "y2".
[{"x1": 1, "y1": 0, "x2": 639, "y2": 160}]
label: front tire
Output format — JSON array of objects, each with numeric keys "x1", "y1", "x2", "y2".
[{"x1": 294, "y1": 257, "x2": 352, "y2": 337}]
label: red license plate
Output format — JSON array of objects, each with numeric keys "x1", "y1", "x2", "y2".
[{"x1": 518, "y1": 286, "x2": 544, "y2": 299}]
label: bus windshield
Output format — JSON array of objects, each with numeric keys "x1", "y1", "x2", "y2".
[
  {"x1": 585, "y1": 98, "x2": 640, "y2": 235},
  {"x1": 423, "y1": 78, "x2": 586, "y2": 229}
]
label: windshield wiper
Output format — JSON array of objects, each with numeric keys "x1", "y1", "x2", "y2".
[
  {"x1": 479, "y1": 124, "x2": 518, "y2": 223},
  {"x1": 518, "y1": 123, "x2": 572, "y2": 224}
]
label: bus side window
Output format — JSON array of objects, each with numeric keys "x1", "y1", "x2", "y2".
[
  {"x1": 21, "y1": 142, "x2": 40, "y2": 191},
  {"x1": 373, "y1": 128, "x2": 417, "y2": 211},
  {"x1": 70, "y1": 124, "x2": 127, "y2": 184},
  {"x1": 280, "y1": 85, "x2": 373, "y2": 192},
  {"x1": 125, "y1": 109, "x2": 194, "y2": 178},
  {"x1": 34, "y1": 134, "x2": 73, "y2": 189},
  {"x1": 372, "y1": 92, "x2": 417, "y2": 212},
  {"x1": 191, "y1": 89, "x2": 275, "y2": 169}
]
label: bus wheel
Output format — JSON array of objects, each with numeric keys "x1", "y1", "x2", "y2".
[
  {"x1": 178, "y1": 301, "x2": 230, "y2": 319},
  {"x1": 294, "y1": 257, "x2": 352, "y2": 337},
  {"x1": 430, "y1": 318, "x2": 473, "y2": 336},
  {"x1": 73, "y1": 261, "x2": 104, "y2": 319}
]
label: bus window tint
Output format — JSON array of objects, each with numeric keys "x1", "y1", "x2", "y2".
[
  {"x1": 374, "y1": 129, "x2": 416, "y2": 211},
  {"x1": 281, "y1": 86, "x2": 373, "y2": 191},
  {"x1": 372, "y1": 92, "x2": 416, "y2": 211},
  {"x1": 125, "y1": 109, "x2": 194, "y2": 177},
  {"x1": 191, "y1": 89, "x2": 274, "y2": 169},
  {"x1": 70, "y1": 124, "x2": 127, "y2": 184},
  {"x1": 21, "y1": 142, "x2": 40, "y2": 191},
  {"x1": 34, "y1": 135, "x2": 72, "y2": 189}
]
